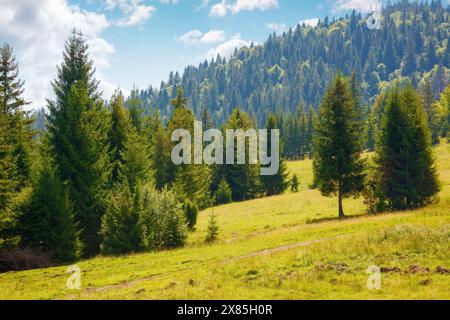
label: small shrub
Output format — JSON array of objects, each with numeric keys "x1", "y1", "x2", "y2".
[
  {"x1": 205, "y1": 211, "x2": 219, "y2": 243},
  {"x1": 140, "y1": 186, "x2": 188, "y2": 250},
  {"x1": 290, "y1": 174, "x2": 299, "y2": 192}
]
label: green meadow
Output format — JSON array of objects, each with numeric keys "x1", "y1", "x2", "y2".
[{"x1": 1, "y1": 143, "x2": 449, "y2": 300}]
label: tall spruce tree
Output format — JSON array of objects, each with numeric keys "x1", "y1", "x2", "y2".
[
  {"x1": 421, "y1": 78, "x2": 441, "y2": 145},
  {"x1": 0, "y1": 114, "x2": 19, "y2": 250},
  {"x1": 167, "y1": 88, "x2": 212, "y2": 210},
  {"x1": 0, "y1": 43, "x2": 33, "y2": 191},
  {"x1": 261, "y1": 113, "x2": 288, "y2": 196},
  {"x1": 375, "y1": 83, "x2": 440, "y2": 210},
  {"x1": 151, "y1": 114, "x2": 172, "y2": 190},
  {"x1": 0, "y1": 113, "x2": 15, "y2": 212},
  {"x1": 305, "y1": 106, "x2": 316, "y2": 159},
  {"x1": 0, "y1": 43, "x2": 33, "y2": 251},
  {"x1": 313, "y1": 74, "x2": 366, "y2": 218},
  {"x1": 224, "y1": 109, "x2": 260, "y2": 201},
  {"x1": 47, "y1": 30, "x2": 111, "y2": 256},
  {"x1": 109, "y1": 91, "x2": 133, "y2": 183},
  {"x1": 101, "y1": 116, "x2": 151, "y2": 255},
  {"x1": 118, "y1": 130, "x2": 152, "y2": 193}
]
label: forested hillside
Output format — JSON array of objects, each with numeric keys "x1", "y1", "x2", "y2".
[{"x1": 135, "y1": 0, "x2": 450, "y2": 125}]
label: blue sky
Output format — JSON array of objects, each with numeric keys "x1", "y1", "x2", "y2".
[{"x1": 0, "y1": 0, "x2": 390, "y2": 108}]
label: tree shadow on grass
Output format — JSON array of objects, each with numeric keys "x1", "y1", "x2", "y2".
[{"x1": 305, "y1": 214, "x2": 365, "y2": 225}]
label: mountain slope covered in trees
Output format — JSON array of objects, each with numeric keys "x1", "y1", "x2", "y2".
[{"x1": 135, "y1": 1, "x2": 450, "y2": 125}]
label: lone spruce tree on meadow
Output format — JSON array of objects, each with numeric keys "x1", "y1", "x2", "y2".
[
  {"x1": 313, "y1": 74, "x2": 366, "y2": 218},
  {"x1": 47, "y1": 30, "x2": 111, "y2": 257}
]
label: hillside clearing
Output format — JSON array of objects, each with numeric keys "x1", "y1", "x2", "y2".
[{"x1": 0, "y1": 144, "x2": 449, "y2": 300}]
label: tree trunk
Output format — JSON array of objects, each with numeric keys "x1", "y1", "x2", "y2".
[{"x1": 338, "y1": 183, "x2": 345, "y2": 219}]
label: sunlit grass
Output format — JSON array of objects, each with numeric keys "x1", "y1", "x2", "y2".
[{"x1": 0, "y1": 144, "x2": 449, "y2": 300}]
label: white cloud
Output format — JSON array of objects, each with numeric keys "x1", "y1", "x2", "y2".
[
  {"x1": 176, "y1": 29, "x2": 203, "y2": 46},
  {"x1": 200, "y1": 30, "x2": 226, "y2": 44},
  {"x1": 266, "y1": 22, "x2": 288, "y2": 34},
  {"x1": 105, "y1": 0, "x2": 156, "y2": 27},
  {"x1": 209, "y1": 0, "x2": 278, "y2": 17},
  {"x1": 301, "y1": 18, "x2": 319, "y2": 27},
  {"x1": 0, "y1": 0, "x2": 116, "y2": 109},
  {"x1": 176, "y1": 29, "x2": 226, "y2": 46},
  {"x1": 205, "y1": 34, "x2": 254, "y2": 60},
  {"x1": 331, "y1": 0, "x2": 381, "y2": 13},
  {"x1": 117, "y1": 5, "x2": 155, "y2": 26},
  {"x1": 231, "y1": 0, "x2": 278, "y2": 14},
  {"x1": 210, "y1": 0, "x2": 228, "y2": 17}
]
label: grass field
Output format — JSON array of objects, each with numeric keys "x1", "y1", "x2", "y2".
[{"x1": 0, "y1": 144, "x2": 449, "y2": 300}]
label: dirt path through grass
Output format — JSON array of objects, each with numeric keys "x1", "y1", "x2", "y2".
[{"x1": 61, "y1": 234, "x2": 347, "y2": 299}]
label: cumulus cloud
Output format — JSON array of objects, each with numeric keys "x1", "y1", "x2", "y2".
[
  {"x1": 210, "y1": 0, "x2": 228, "y2": 17},
  {"x1": 210, "y1": 0, "x2": 278, "y2": 17},
  {"x1": 331, "y1": 0, "x2": 381, "y2": 13},
  {"x1": 200, "y1": 30, "x2": 226, "y2": 44},
  {"x1": 205, "y1": 34, "x2": 254, "y2": 60},
  {"x1": 104, "y1": 0, "x2": 156, "y2": 27},
  {"x1": 0, "y1": 0, "x2": 116, "y2": 109},
  {"x1": 176, "y1": 29, "x2": 203, "y2": 46},
  {"x1": 176, "y1": 29, "x2": 226, "y2": 46}
]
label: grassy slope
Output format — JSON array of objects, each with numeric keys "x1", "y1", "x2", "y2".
[{"x1": 0, "y1": 144, "x2": 449, "y2": 300}]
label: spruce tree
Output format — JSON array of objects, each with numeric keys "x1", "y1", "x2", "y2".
[
  {"x1": 366, "y1": 112, "x2": 376, "y2": 151},
  {"x1": 0, "y1": 114, "x2": 15, "y2": 212},
  {"x1": 47, "y1": 31, "x2": 111, "y2": 256},
  {"x1": 0, "y1": 43, "x2": 33, "y2": 190},
  {"x1": 167, "y1": 88, "x2": 212, "y2": 210},
  {"x1": 118, "y1": 130, "x2": 152, "y2": 193},
  {"x1": 313, "y1": 74, "x2": 366, "y2": 218},
  {"x1": 405, "y1": 84, "x2": 440, "y2": 206},
  {"x1": 109, "y1": 91, "x2": 133, "y2": 183},
  {"x1": 101, "y1": 107, "x2": 152, "y2": 255},
  {"x1": 421, "y1": 79, "x2": 440, "y2": 145},
  {"x1": 20, "y1": 157, "x2": 81, "y2": 263},
  {"x1": 375, "y1": 83, "x2": 440, "y2": 210},
  {"x1": 0, "y1": 43, "x2": 33, "y2": 251},
  {"x1": 0, "y1": 120, "x2": 19, "y2": 250},
  {"x1": 225, "y1": 109, "x2": 260, "y2": 201},
  {"x1": 151, "y1": 117, "x2": 172, "y2": 190},
  {"x1": 215, "y1": 178, "x2": 232, "y2": 205},
  {"x1": 261, "y1": 113, "x2": 288, "y2": 196},
  {"x1": 100, "y1": 185, "x2": 142, "y2": 255},
  {"x1": 305, "y1": 106, "x2": 316, "y2": 159},
  {"x1": 205, "y1": 210, "x2": 219, "y2": 243}
]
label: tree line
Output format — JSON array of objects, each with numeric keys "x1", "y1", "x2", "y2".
[
  {"x1": 130, "y1": 1, "x2": 450, "y2": 127},
  {"x1": 0, "y1": 33, "x2": 289, "y2": 267}
]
